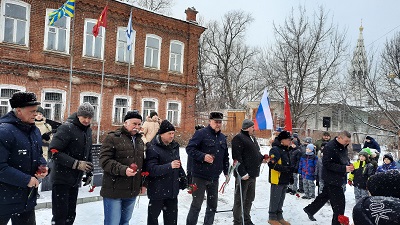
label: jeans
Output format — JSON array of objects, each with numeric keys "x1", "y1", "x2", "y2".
[
  {"x1": 52, "y1": 184, "x2": 79, "y2": 225},
  {"x1": 186, "y1": 177, "x2": 219, "y2": 225},
  {"x1": 103, "y1": 197, "x2": 136, "y2": 225},
  {"x1": 0, "y1": 210, "x2": 35, "y2": 225}
]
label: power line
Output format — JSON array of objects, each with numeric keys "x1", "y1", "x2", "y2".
[{"x1": 367, "y1": 24, "x2": 400, "y2": 47}]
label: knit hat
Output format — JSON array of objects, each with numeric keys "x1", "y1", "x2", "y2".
[
  {"x1": 37, "y1": 106, "x2": 45, "y2": 115},
  {"x1": 383, "y1": 153, "x2": 394, "y2": 163},
  {"x1": 209, "y1": 112, "x2": 223, "y2": 121},
  {"x1": 306, "y1": 144, "x2": 314, "y2": 151},
  {"x1": 9, "y1": 92, "x2": 41, "y2": 108},
  {"x1": 365, "y1": 135, "x2": 373, "y2": 140},
  {"x1": 367, "y1": 170, "x2": 400, "y2": 199},
  {"x1": 277, "y1": 131, "x2": 292, "y2": 141},
  {"x1": 304, "y1": 137, "x2": 312, "y2": 144},
  {"x1": 353, "y1": 196, "x2": 400, "y2": 225},
  {"x1": 159, "y1": 120, "x2": 175, "y2": 134},
  {"x1": 292, "y1": 133, "x2": 299, "y2": 138},
  {"x1": 359, "y1": 149, "x2": 370, "y2": 158},
  {"x1": 149, "y1": 111, "x2": 158, "y2": 118},
  {"x1": 77, "y1": 102, "x2": 94, "y2": 118},
  {"x1": 276, "y1": 127, "x2": 283, "y2": 132},
  {"x1": 124, "y1": 110, "x2": 142, "y2": 122},
  {"x1": 242, "y1": 119, "x2": 254, "y2": 130}
]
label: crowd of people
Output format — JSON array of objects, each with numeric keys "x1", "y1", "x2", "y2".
[{"x1": 1, "y1": 91, "x2": 400, "y2": 225}]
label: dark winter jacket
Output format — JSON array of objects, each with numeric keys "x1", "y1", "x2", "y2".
[
  {"x1": 376, "y1": 161, "x2": 398, "y2": 173},
  {"x1": 353, "y1": 196, "x2": 400, "y2": 225},
  {"x1": 268, "y1": 144, "x2": 293, "y2": 185},
  {"x1": 322, "y1": 137, "x2": 350, "y2": 187},
  {"x1": 145, "y1": 135, "x2": 186, "y2": 200},
  {"x1": 349, "y1": 160, "x2": 375, "y2": 189},
  {"x1": 49, "y1": 113, "x2": 92, "y2": 187},
  {"x1": 290, "y1": 147, "x2": 302, "y2": 172},
  {"x1": 0, "y1": 111, "x2": 46, "y2": 216},
  {"x1": 298, "y1": 153, "x2": 318, "y2": 181},
  {"x1": 100, "y1": 126, "x2": 145, "y2": 199},
  {"x1": 186, "y1": 125, "x2": 229, "y2": 181},
  {"x1": 363, "y1": 137, "x2": 381, "y2": 153},
  {"x1": 314, "y1": 138, "x2": 330, "y2": 154},
  {"x1": 231, "y1": 130, "x2": 264, "y2": 178}
]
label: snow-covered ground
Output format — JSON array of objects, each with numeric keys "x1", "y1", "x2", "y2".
[{"x1": 33, "y1": 146, "x2": 365, "y2": 225}]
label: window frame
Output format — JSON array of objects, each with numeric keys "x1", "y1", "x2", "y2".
[
  {"x1": 41, "y1": 89, "x2": 66, "y2": 122},
  {"x1": 82, "y1": 18, "x2": 105, "y2": 60},
  {"x1": 0, "y1": 84, "x2": 25, "y2": 117},
  {"x1": 144, "y1": 34, "x2": 162, "y2": 69},
  {"x1": 112, "y1": 95, "x2": 131, "y2": 125},
  {"x1": 115, "y1": 26, "x2": 135, "y2": 64},
  {"x1": 141, "y1": 98, "x2": 158, "y2": 119},
  {"x1": 168, "y1": 40, "x2": 184, "y2": 73},
  {"x1": 166, "y1": 100, "x2": 181, "y2": 127},
  {"x1": 0, "y1": 0, "x2": 30, "y2": 46},
  {"x1": 43, "y1": 8, "x2": 71, "y2": 54},
  {"x1": 80, "y1": 92, "x2": 100, "y2": 123}
]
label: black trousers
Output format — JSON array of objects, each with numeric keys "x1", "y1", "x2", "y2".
[
  {"x1": 304, "y1": 183, "x2": 345, "y2": 225},
  {"x1": 51, "y1": 184, "x2": 79, "y2": 225},
  {"x1": 147, "y1": 198, "x2": 178, "y2": 225},
  {"x1": 186, "y1": 177, "x2": 219, "y2": 225},
  {"x1": 0, "y1": 210, "x2": 36, "y2": 225},
  {"x1": 233, "y1": 177, "x2": 256, "y2": 225}
]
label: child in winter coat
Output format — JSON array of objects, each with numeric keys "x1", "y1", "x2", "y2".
[
  {"x1": 298, "y1": 144, "x2": 318, "y2": 199},
  {"x1": 348, "y1": 149, "x2": 375, "y2": 202},
  {"x1": 376, "y1": 153, "x2": 398, "y2": 173}
]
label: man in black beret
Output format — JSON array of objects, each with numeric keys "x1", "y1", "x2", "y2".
[
  {"x1": 99, "y1": 110, "x2": 145, "y2": 225},
  {"x1": 186, "y1": 111, "x2": 230, "y2": 225},
  {"x1": 0, "y1": 92, "x2": 47, "y2": 225}
]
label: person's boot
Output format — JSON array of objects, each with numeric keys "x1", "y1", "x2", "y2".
[
  {"x1": 278, "y1": 219, "x2": 291, "y2": 225},
  {"x1": 303, "y1": 208, "x2": 316, "y2": 221},
  {"x1": 267, "y1": 219, "x2": 282, "y2": 225}
]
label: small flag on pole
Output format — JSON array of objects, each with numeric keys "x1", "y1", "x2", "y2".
[
  {"x1": 93, "y1": 5, "x2": 108, "y2": 37},
  {"x1": 48, "y1": 0, "x2": 75, "y2": 26},
  {"x1": 284, "y1": 86, "x2": 293, "y2": 132},
  {"x1": 126, "y1": 11, "x2": 134, "y2": 51},
  {"x1": 254, "y1": 89, "x2": 273, "y2": 130}
]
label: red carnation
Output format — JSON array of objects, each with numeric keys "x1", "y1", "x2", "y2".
[
  {"x1": 129, "y1": 163, "x2": 138, "y2": 171},
  {"x1": 264, "y1": 154, "x2": 269, "y2": 160},
  {"x1": 50, "y1": 149, "x2": 59, "y2": 154},
  {"x1": 338, "y1": 215, "x2": 349, "y2": 225},
  {"x1": 88, "y1": 185, "x2": 96, "y2": 192},
  {"x1": 296, "y1": 193, "x2": 300, "y2": 198},
  {"x1": 187, "y1": 184, "x2": 198, "y2": 194},
  {"x1": 141, "y1": 171, "x2": 150, "y2": 177}
]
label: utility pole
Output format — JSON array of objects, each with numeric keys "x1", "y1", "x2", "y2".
[{"x1": 315, "y1": 67, "x2": 322, "y2": 129}]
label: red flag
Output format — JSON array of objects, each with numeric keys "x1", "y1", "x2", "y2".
[
  {"x1": 284, "y1": 86, "x2": 292, "y2": 132},
  {"x1": 92, "y1": 5, "x2": 108, "y2": 37}
]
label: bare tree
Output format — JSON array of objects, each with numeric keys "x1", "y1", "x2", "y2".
[
  {"x1": 197, "y1": 11, "x2": 260, "y2": 110},
  {"x1": 122, "y1": 0, "x2": 174, "y2": 14},
  {"x1": 260, "y1": 6, "x2": 348, "y2": 127}
]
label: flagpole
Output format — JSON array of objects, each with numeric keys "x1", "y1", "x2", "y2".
[
  {"x1": 126, "y1": 8, "x2": 133, "y2": 102},
  {"x1": 97, "y1": 58, "x2": 105, "y2": 144},
  {"x1": 127, "y1": 49, "x2": 131, "y2": 97},
  {"x1": 68, "y1": 17, "x2": 75, "y2": 116}
]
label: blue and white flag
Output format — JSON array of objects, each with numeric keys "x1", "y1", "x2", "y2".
[
  {"x1": 254, "y1": 88, "x2": 273, "y2": 130},
  {"x1": 126, "y1": 11, "x2": 133, "y2": 51}
]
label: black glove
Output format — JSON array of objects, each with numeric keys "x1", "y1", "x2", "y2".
[
  {"x1": 73, "y1": 160, "x2": 94, "y2": 173},
  {"x1": 42, "y1": 132, "x2": 51, "y2": 141},
  {"x1": 179, "y1": 175, "x2": 188, "y2": 190},
  {"x1": 82, "y1": 172, "x2": 93, "y2": 186},
  {"x1": 289, "y1": 175, "x2": 294, "y2": 185}
]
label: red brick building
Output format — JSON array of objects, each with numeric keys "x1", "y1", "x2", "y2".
[{"x1": 0, "y1": 0, "x2": 205, "y2": 142}]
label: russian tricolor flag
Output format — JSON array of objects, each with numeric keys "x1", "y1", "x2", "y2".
[{"x1": 254, "y1": 89, "x2": 273, "y2": 130}]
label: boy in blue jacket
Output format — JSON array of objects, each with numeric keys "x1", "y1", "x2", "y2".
[{"x1": 298, "y1": 144, "x2": 318, "y2": 199}]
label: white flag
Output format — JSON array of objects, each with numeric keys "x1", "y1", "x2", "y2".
[{"x1": 126, "y1": 11, "x2": 133, "y2": 51}]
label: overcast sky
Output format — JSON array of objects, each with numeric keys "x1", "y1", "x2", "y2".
[{"x1": 171, "y1": 0, "x2": 400, "y2": 51}]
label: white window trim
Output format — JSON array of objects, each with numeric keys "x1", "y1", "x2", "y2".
[
  {"x1": 115, "y1": 26, "x2": 135, "y2": 64},
  {"x1": 141, "y1": 98, "x2": 159, "y2": 118},
  {"x1": 144, "y1": 34, "x2": 162, "y2": 69},
  {"x1": 169, "y1": 40, "x2": 184, "y2": 73},
  {"x1": 41, "y1": 89, "x2": 66, "y2": 122},
  {"x1": 43, "y1": 8, "x2": 71, "y2": 54},
  {"x1": 166, "y1": 100, "x2": 181, "y2": 127},
  {"x1": 0, "y1": 84, "x2": 26, "y2": 92},
  {"x1": 80, "y1": 92, "x2": 100, "y2": 122},
  {"x1": 0, "y1": 0, "x2": 30, "y2": 46},
  {"x1": 112, "y1": 95, "x2": 131, "y2": 125},
  {"x1": 82, "y1": 18, "x2": 105, "y2": 60}
]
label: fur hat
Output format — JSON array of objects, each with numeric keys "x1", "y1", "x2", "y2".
[
  {"x1": 367, "y1": 170, "x2": 400, "y2": 199},
  {"x1": 242, "y1": 119, "x2": 254, "y2": 130},
  {"x1": 277, "y1": 131, "x2": 292, "y2": 141},
  {"x1": 383, "y1": 153, "x2": 394, "y2": 163},
  {"x1": 9, "y1": 92, "x2": 40, "y2": 108},
  {"x1": 159, "y1": 120, "x2": 175, "y2": 134},
  {"x1": 149, "y1": 111, "x2": 158, "y2": 118},
  {"x1": 353, "y1": 196, "x2": 400, "y2": 225},
  {"x1": 124, "y1": 110, "x2": 142, "y2": 122},
  {"x1": 37, "y1": 106, "x2": 45, "y2": 115},
  {"x1": 77, "y1": 102, "x2": 94, "y2": 118},
  {"x1": 209, "y1": 112, "x2": 223, "y2": 121}
]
